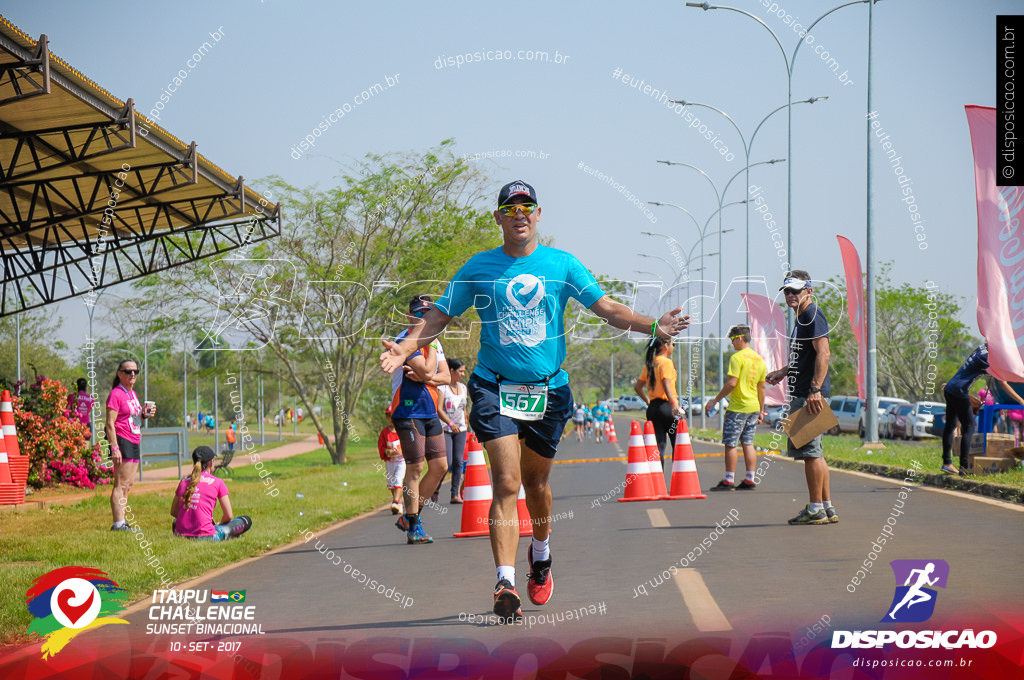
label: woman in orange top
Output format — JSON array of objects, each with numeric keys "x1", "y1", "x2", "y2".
[{"x1": 634, "y1": 337, "x2": 685, "y2": 465}]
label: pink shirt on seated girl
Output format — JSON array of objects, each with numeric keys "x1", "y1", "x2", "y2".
[{"x1": 174, "y1": 472, "x2": 229, "y2": 537}]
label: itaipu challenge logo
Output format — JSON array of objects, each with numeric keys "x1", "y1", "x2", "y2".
[
  {"x1": 882, "y1": 559, "x2": 949, "y2": 623},
  {"x1": 26, "y1": 566, "x2": 130, "y2": 659}
]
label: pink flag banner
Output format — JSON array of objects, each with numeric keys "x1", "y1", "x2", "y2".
[
  {"x1": 741, "y1": 293, "x2": 787, "y2": 407},
  {"x1": 966, "y1": 105, "x2": 1024, "y2": 380},
  {"x1": 837, "y1": 235, "x2": 866, "y2": 399}
]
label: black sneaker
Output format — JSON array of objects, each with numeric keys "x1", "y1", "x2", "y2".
[
  {"x1": 493, "y1": 579, "x2": 523, "y2": 621},
  {"x1": 788, "y1": 505, "x2": 829, "y2": 525},
  {"x1": 736, "y1": 479, "x2": 757, "y2": 490},
  {"x1": 710, "y1": 480, "x2": 735, "y2": 492}
]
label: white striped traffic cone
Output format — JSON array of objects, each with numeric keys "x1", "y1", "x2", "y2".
[
  {"x1": 618, "y1": 420, "x2": 657, "y2": 502},
  {"x1": 453, "y1": 433, "x2": 493, "y2": 537},
  {"x1": 667, "y1": 419, "x2": 707, "y2": 500}
]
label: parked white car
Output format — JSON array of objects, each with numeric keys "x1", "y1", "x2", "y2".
[
  {"x1": 899, "y1": 401, "x2": 945, "y2": 439},
  {"x1": 684, "y1": 396, "x2": 728, "y2": 416}
]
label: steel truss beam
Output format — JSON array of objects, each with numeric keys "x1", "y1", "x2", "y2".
[
  {"x1": 1, "y1": 206, "x2": 282, "y2": 317},
  {"x1": 0, "y1": 100, "x2": 137, "y2": 184},
  {"x1": 0, "y1": 33, "x2": 49, "y2": 107},
  {"x1": 1, "y1": 139, "x2": 197, "y2": 235}
]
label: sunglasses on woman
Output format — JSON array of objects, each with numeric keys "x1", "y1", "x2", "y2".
[{"x1": 120, "y1": 369, "x2": 140, "y2": 375}]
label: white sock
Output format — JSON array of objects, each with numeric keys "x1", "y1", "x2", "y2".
[
  {"x1": 724, "y1": 471, "x2": 735, "y2": 484},
  {"x1": 745, "y1": 470, "x2": 755, "y2": 482},
  {"x1": 113, "y1": 521, "x2": 126, "y2": 527},
  {"x1": 531, "y1": 537, "x2": 550, "y2": 562},
  {"x1": 822, "y1": 500, "x2": 833, "y2": 509},
  {"x1": 497, "y1": 566, "x2": 515, "y2": 587},
  {"x1": 809, "y1": 502, "x2": 824, "y2": 513}
]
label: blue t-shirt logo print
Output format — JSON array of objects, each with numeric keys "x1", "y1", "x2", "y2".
[{"x1": 507, "y1": 274, "x2": 544, "y2": 310}]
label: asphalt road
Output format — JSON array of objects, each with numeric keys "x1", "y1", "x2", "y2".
[{"x1": 65, "y1": 413, "x2": 1023, "y2": 675}]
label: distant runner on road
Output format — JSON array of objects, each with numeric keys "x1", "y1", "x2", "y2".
[{"x1": 380, "y1": 179, "x2": 689, "y2": 620}]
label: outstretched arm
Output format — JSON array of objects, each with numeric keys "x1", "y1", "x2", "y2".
[
  {"x1": 589, "y1": 295, "x2": 689, "y2": 337},
  {"x1": 380, "y1": 308, "x2": 453, "y2": 374},
  {"x1": 996, "y1": 379, "x2": 1024, "y2": 407}
]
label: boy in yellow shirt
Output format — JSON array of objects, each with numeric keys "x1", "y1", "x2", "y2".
[{"x1": 705, "y1": 324, "x2": 767, "y2": 490}]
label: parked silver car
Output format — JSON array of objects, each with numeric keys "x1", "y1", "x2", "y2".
[
  {"x1": 616, "y1": 395, "x2": 646, "y2": 411},
  {"x1": 857, "y1": 397, "x2": 910, "y2": 438},
  {"x1": 828, "y1": 396, "x2": 864, "y2": 435}
]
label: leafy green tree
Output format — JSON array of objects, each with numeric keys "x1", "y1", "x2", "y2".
[
  {"x1": 135, "y1": 141, "x2": 502, "y2": 463},
  {"x1": 0, "y1": 309, "x2": 73, "y2": 392},
  {"x1": 813, "y1": 264, "x2": 973, "y2": 401}
]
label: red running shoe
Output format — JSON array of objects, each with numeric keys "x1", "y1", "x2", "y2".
[
  {"x1": 493, "y1": 579, "x2": 523, "y2": 620},
  {"x1": 527, "y1": 544, "x2": 553, "y2": 605}
]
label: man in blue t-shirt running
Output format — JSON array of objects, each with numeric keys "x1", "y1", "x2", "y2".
[
  {"x1": 592, "y1": 402, "x2": 610, "y2": 443},
  {"x1": 380, "y1": 180, "x2": 689, "y2": 620}
]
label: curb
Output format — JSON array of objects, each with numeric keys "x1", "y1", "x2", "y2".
[
  {"x1": 695, "y1": 433, "x2": 1024, "y2": 506},
  {"x1": 826, "y1": 459, "x2": 1024, "y2": 505}
]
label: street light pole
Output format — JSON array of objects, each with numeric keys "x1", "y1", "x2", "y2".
[
  {"x1": 685, "y1": 0, "x2": 872, "y2": 269},
  {"x1": 644, "y1": 202, "x2": 735, "y2": 429},
  {"x1": 865, "y1": 0, "x2": 879, "y2": 443},
  {"x1": 654, "y1": 160, "x2": 767, "y2": 430},
  {"x1": 669, "y1": 99, "x2": 823, "y2": 299}
]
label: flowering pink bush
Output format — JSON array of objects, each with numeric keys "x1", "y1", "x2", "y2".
[{"x1": 12, "y1": 377, "x2": 112, "y2": 489}]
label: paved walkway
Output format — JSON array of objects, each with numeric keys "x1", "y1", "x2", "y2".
[{"x1": 4, "y1": 435, "x2": 323, "y2": 512}]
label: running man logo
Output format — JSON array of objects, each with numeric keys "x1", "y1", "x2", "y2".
[
  {"x1": 25, "y1": 567, "x2": 131, "y2": 659},
  {"x1": 882, "y1": 559, "x2": 949, "y2": 623}
]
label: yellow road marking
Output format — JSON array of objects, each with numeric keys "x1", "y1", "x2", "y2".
[
  {"x1": 646, "y1": 508, "x2": 670, "y2": 527},
  {"x1": 674, "y1": 569, "x2": 733, "y2": 632}
]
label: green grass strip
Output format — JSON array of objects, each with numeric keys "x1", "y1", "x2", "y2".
[{"x1": 0, "y1": 440, "x2": 388, "y2": 646}]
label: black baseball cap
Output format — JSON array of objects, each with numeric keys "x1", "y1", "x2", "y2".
[
  {"x1": 497, "y1": 180, "x2": 538, "y2": 206},
  {"x1": 409, "y1": 294, "x2": 432, "y2": 315},
  {"x1": 191, "y1": 445, "x2": 216, "y2": 463}
]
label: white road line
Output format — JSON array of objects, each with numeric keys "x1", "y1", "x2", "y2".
[
  {"x1": 674, "y1": 569, "x2": 733, "y2": 632},
  {"x1": 646, "y1": 508, "x2": 670, "y2": 527}
]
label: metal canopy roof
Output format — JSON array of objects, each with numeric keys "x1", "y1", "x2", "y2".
[{"x1": 0, "y1": 16, "x2": 282, "y2": 317}]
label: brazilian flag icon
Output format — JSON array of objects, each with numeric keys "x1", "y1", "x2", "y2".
[{"x1": 228, "y1": 591, "x2": 246, "y2": 602}]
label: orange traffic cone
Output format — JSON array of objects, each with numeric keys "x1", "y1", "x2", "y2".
[
  {"x1": 607, "y1": 419, "x2": 618, "y2": 443},
  {"x1": 0, "y1": 423, "x2": 19, "y2": 505},
  {"x1": 454, "y1": 434, "x2": 493, "y2": 537},
  {"x1": 618, "y1": 420, "x2": 657, "y2": 502},
  {"x1": 0, "y1": 418, "x2": 11, "y2": 486},
  {"x1": 667, "y1": 419, "x2": 707, "y2": 500},
  {"x1": 516, "y1": 484, "x2": 533, "y2": 536},
  {"x1": 0, "y1": 390, "x2": 24, "y2": 490},
  {"x1": 1, "y1": 391, "x2": 21, "y2": 457},
  {"x1": 643, "y1": 421, "x2": 669, "y2": 499},
  {"x1": 317, "y1": 431, "x2": 324, "y2": 445}
]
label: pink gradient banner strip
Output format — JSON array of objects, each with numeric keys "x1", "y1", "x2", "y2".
[
  {"x1": 966, "y1": 104, "x2": 1024, "y2": 381},
  {"x1": 741, "y1": 293, "x2": 787, "y2": 407},
  {"x1": 837, "y1": 235, "x2": 866, "y2": 399}
]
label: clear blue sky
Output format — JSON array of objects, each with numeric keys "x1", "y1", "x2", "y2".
[{"x1": 4, "y1": 0, "x2": 1012, "y2": 349}]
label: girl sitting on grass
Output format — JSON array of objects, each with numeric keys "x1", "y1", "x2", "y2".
[{"x1": 171, "y1": 446, "x2": 252, "y2": 540}]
